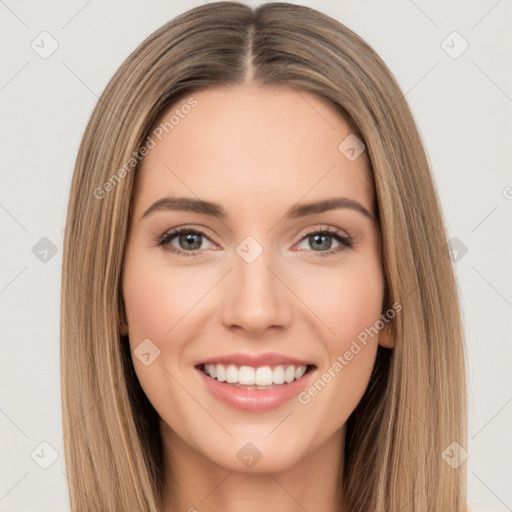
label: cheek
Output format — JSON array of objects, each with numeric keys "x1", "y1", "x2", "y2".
[
  {"x1": 123, "y1": 273, "x2": 169, "y2": 344},
  {"x1": 121, "y1": 252, "x2": 199, "y2": 422},
  {"x1": 299, "y1": 258, "x2": 384, "y2": 420},
  {"x1": 122, "y1": 252, "x2": 207, "y2": 344},
  {"x1": 302, "y1": 257, "x2": 384, "y2": 346}
]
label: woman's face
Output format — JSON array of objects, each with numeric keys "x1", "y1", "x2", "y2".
[{"x1": 122, "y1": 84, "x2": 390, "y2": 474}]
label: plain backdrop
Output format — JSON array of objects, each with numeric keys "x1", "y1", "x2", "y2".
[{"x1": 1, "y1": 1, "x2": 511, "y2": 510}]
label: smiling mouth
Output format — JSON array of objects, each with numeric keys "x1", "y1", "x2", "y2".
[{"x1": 196, "y1": 363, "x2": 316, "y2": 389}]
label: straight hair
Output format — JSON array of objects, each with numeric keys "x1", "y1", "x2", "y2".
[{"x1": 61, "y1": 2, "x2": 468, "y2": 510}]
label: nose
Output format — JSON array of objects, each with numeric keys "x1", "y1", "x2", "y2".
[{"x1": 220, "y1": 243, "x2": 292, "y2": 334}]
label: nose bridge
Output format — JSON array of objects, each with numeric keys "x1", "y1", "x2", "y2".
[{"x1": 220, "y1": 234, "x2": 291, "y2": 331}]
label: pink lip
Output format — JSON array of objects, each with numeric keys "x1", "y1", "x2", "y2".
[
  {"x1": 196, "y1": 365, "x2": 316, "y2": 412},
  {"x1": 197, "y1": 351, "x2": 313, "y2": 367}
]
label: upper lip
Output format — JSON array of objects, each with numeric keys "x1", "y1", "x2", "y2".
[{"x1": 196, "y1": 352, "x2": 315, "y2": 368}]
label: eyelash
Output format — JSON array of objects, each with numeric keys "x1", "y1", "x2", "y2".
[{"x1": 154, "y1": 226, "x2": 354, "y2": 258}]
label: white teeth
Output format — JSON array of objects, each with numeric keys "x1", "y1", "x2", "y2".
[
  {"x1": 284, "y1": 365, "x2": 295, "y2": 383},
  {"x1": 216, "y1": 364, "x2": 226, "y2": 382},
  {"x1": 239, "y1": 366, "x2": 255, "y2": 385},
  {"x1": 202, "y1": 363, "x2": 309, "y2": 385},
  {"x1": 226, "y1": 364, "x2": 238, "y2": 384},
  {"x1": 295, "y1": 365, "x2": 307, "y2": 380},
  {"x1": 273, "y1": 365, "x2": 285, "y2": 384},
  {"x1": 255, "y1": 366, "x2": 273, "y2": 386}
]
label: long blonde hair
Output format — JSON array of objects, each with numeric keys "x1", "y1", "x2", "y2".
[{"x1": 60, "y1": 2, "x2": 468, "y2": 510}]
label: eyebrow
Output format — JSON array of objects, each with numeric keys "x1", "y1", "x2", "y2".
[{"x1": 141, "y1": 196, "x2": 376, "y2": 222}]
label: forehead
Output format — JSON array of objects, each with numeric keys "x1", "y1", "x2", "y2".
[{"x1": 132, "y1": 84, "x2": 373, "y2": 219}]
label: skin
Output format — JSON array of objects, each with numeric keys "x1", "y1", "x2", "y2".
[{"x1": 121, "y1": 83, "x2": 394, "y2": 512}]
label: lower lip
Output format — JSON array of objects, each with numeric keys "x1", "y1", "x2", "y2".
[{"x1": 197, "y1": 367, "x2": 316, "y2": 412}]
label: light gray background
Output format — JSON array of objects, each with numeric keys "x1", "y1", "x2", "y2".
[{"x1": 1, "y1": 1, "x2": 511, "y2": 510}]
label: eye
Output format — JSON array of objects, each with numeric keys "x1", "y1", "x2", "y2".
[
  {"x1": 155, "y1": 227, "x2": 215, "y2": 257},
  {"x1": 296, "y1": 227, "x2": 353, "y2": 257},
  {"x1": 155, "y1": 225, "x2": 354, "y2": 258}
]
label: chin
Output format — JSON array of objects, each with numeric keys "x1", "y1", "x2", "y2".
[{"x1": 200, "y1": 433, "x2": 312, "y2": 474}]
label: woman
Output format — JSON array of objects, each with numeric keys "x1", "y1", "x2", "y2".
[{"x1": 60, "y1": 2, "x2": 468, "y2": 510}]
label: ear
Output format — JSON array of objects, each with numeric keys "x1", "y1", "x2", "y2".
[
  {"x1": 119, "y1": 321, "x2": 129, "y2": 337},
  {"x1": 119, "y1": 300, "x2": 129, "y2": 336},
  {"x1": 378, "y1": 324, "x2": 395, "y2": 349}
]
